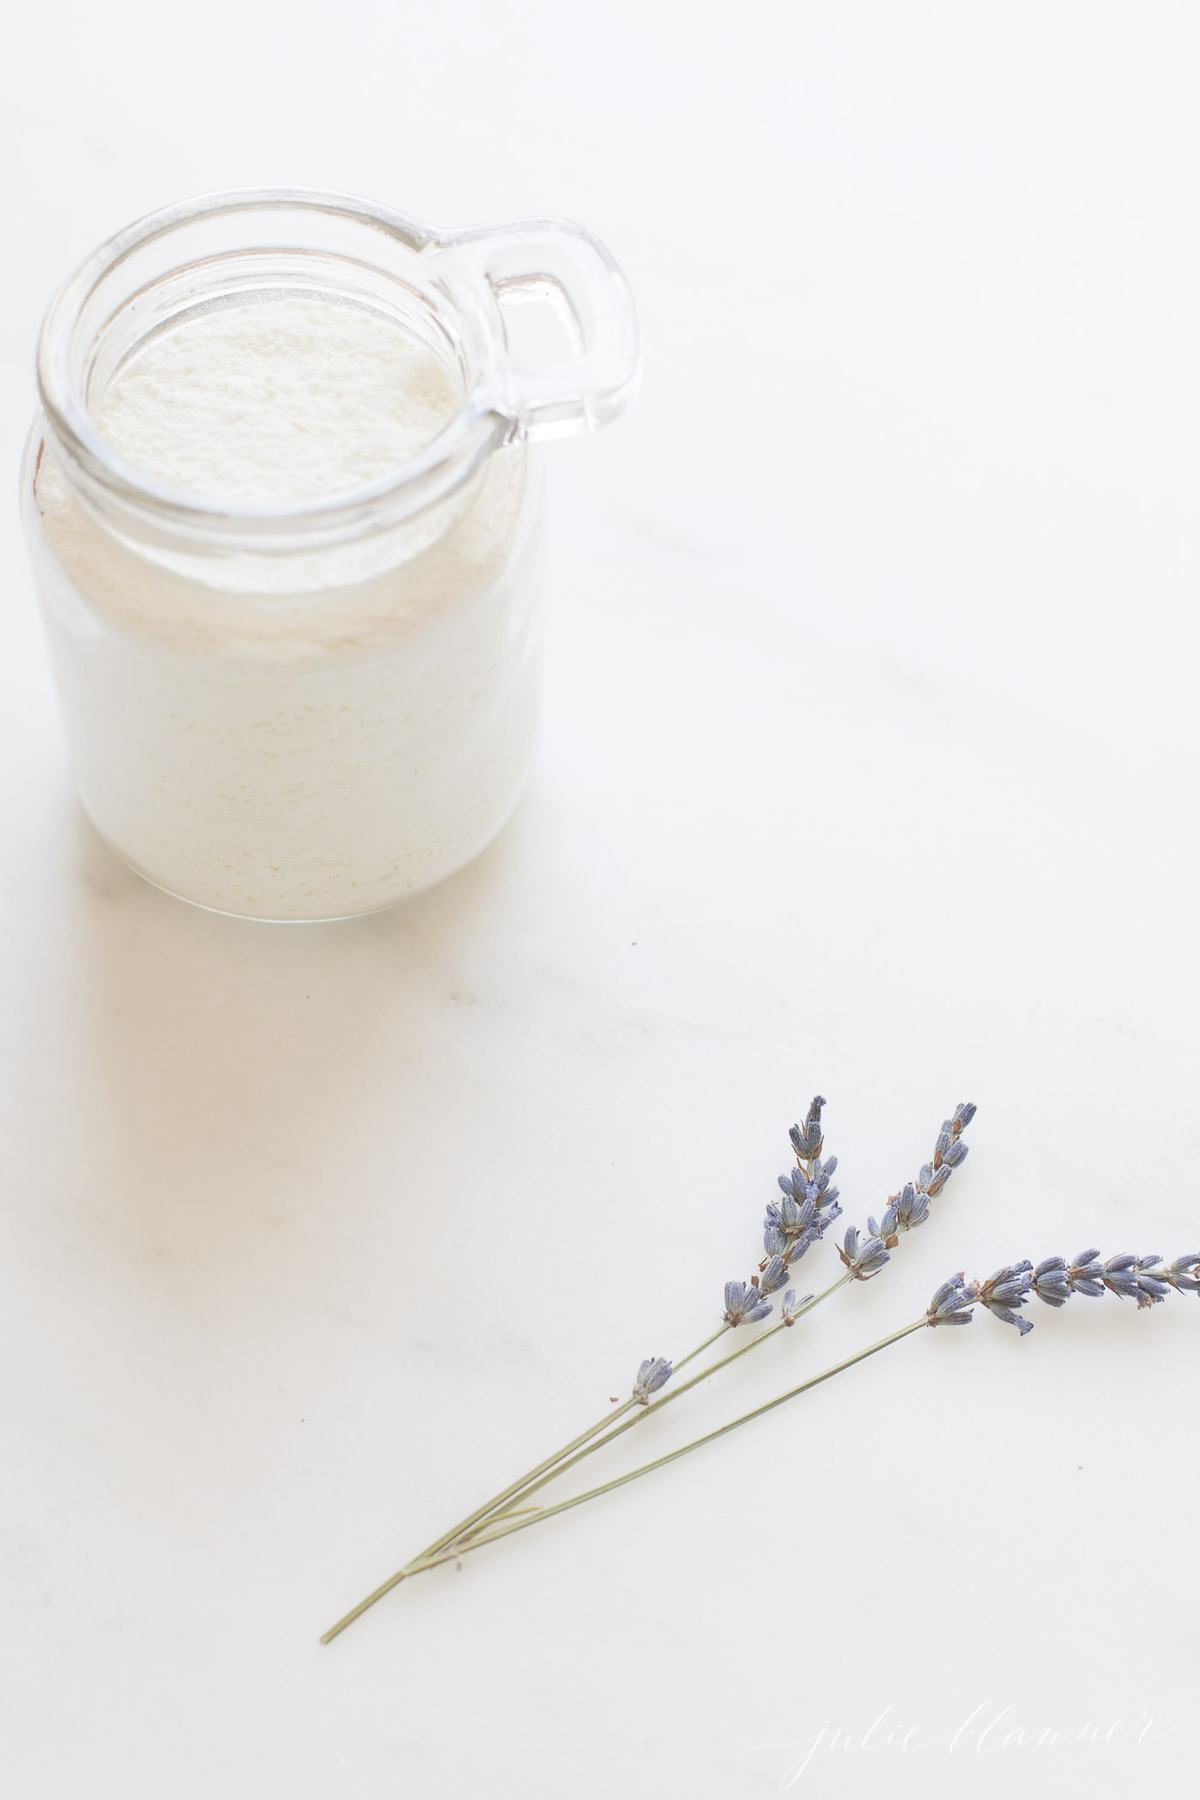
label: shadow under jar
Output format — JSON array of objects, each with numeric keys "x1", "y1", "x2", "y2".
[{"x1": 22, "y1": 189, "x2": 638, "y2": 922}]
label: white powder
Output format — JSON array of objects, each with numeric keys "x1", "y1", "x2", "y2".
[
  {"x1": 32, "y1": 295, "x2": 538, "y2": 920},
  {"x1": 96, "y1": 297, "x2": 464, "y2": 505}
]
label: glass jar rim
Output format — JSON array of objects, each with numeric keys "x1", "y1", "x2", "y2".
[{"x1": 35, "y1": 187, "x2": 514, "y2": 551}]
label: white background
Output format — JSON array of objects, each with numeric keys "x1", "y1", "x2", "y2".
[{"x1": 2, "y1": 3, "x2": 1198, "y2": 1795}]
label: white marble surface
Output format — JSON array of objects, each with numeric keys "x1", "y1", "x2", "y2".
[{"x1": 2, "y1": 4, "x2": 1199, "y2": 1795}]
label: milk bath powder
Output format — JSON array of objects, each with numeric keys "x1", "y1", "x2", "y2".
[
  {"x1": 33, "y1": 298, "x2": 536, "y2": 919},
  {"x1": 24, "y1": 192, "x2": 638, "y2": 919}
]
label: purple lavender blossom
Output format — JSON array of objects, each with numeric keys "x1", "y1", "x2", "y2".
[
  {"x1": 723, "y1": 1279, "x2": 773, "y2": 1326},
  {"x1": 765, "y1": 1160, "x2": 842, "y2": 1263},
  {"x1": 892, "y1": 1181, "x2": 931, "y2": 1234},
  {"x1": 838, "y1": 1224, "x2": 890, "y2": 1280},
  {"x1": 940, "y1": 1248, "x2": 1200, "y2": 1340},
  {"x1": 632, "y1": 1357, "x2": 673, "y2": 1404},
  {"x1": 847, "y1": 1101, "x2": 976, "y2": 1272},
  {"x1": 926, "y1": 1272, "x2": 979, "y2": 1326},
  {"x1": 978, "y1": 1262, "x2": 1035, "y2": 1335},
  {"x1": 1093, "y1": 1253, "x2": 1175, "y2": 1307},
  {"x1": 1161, "y1": 1254, "x2": 1200, "y2": 1295},
  {"x1": 916, "y1": 1102, "x2": 974, "y2": 1197},
  {"x1": 1065, "y1": 1250, "x2": 1105, "y2": 1296},
  {"x1": 789, "y1": 1096, "x2": 826, "y2": 1162},
  {"x1": 1031, "y1": 1257, "x2": 1073, "y2": 1307},
  {"x1": 758, "y1": 1255, "x2": 791, "y2": 1295}
]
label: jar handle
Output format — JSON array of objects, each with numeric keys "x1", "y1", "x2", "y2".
[{"x1": 435, "y1": 219, "x2": 639, "y2": 440}]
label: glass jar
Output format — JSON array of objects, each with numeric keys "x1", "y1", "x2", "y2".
[{"x1": 21, "y1": 189, "x2": 637, "y2": 921}]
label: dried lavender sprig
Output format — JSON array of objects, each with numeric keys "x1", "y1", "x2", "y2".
[
  {"x1": 475, "y1": 1101, "x2": 972, "y2": 1537},
  {"x1": 363, "y1": 1094, "x2": 978, "y2": 1591},
  {"x1": 947, "y1": 1250, "x2": 1200, "y2": 1332},
  {"x1": 382, "y1": 1244, "x2": 1194, "y2": 1591},
  {"x1": 620, "y1": 1103, "x2": 837, "y2": 1436},
  {"x1": 834, "y1": 1102, "x2": 977, "y2": 1285},
  {"x1": 321, "y1": 1098, "x2": 974, "y2": 1641}
]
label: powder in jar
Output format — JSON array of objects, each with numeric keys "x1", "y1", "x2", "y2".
[{"x1": 33, "y1": 294, "x2": 539, "y2": 920}]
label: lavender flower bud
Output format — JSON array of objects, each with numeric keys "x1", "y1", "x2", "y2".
[
  {"x1": 893, "y1": 1181, "x2": 931, "y2": 1233},
  {"x1": 789, "y1": 1096, "x2": 826, "y2": 1162},
  {"x1": 1099, "y1": 1253, "x2": 1145, "y2": 1302},
  {"x1": 780, "y1": 1290, "x2": 813, "y2": 1325},
  {"x1": 1067, "y1": 1249, "x2": 1105, "y2": 1296},
  {"x1": 765, "y1": 1183, "x2": 816, "y2": 1256},
  {"x1": 870, "y1": 1204, "x2": 900, "y2": 1246},
  {"x1": 1163, "y1": 1254, "x2": 1200, "y2": 1295},
  {"x1": 923, "y1": 1103, "x2": 976, "y2": 1193},
  {"x1": 632, "y1": 1356, "x2": 672, "y2": 1404},
  {"x1": 759, "y1": 1254, "x2": 790, "y2": 1295},
  {"x1": 1032, "y1": 1257, "x2": 1072, "y2": 1307},
  {"x1": 978, "y1": 1262, "x2": 1035, "y2": 1334},
  {"x1": 724, "y1": 1279, "x2": 773, "y2": 1326},
  {"x1": 787, "y1": 1230, "x2": 822, "y2": 1268},
  {"x1": 766, "y1": 1165, "x2": 841, "y2": 1261},
  {"x1": 927, "y1": 1272, "x2": 978, "y2": 1325},
  {"x1": 1130, "y1": 1255, "x2": 1171, "y2": 1307},
  {"x1": 774, "y1": 1171, "x2": 803, "y2": 1205},
  {"x1": 838, "y1": 1224, "x2": 890, "y2": 1280}
]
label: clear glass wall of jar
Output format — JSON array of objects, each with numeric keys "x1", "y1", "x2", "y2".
[{"x1": 22, "y1": 191, "x2": 638, "y2": 921}]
